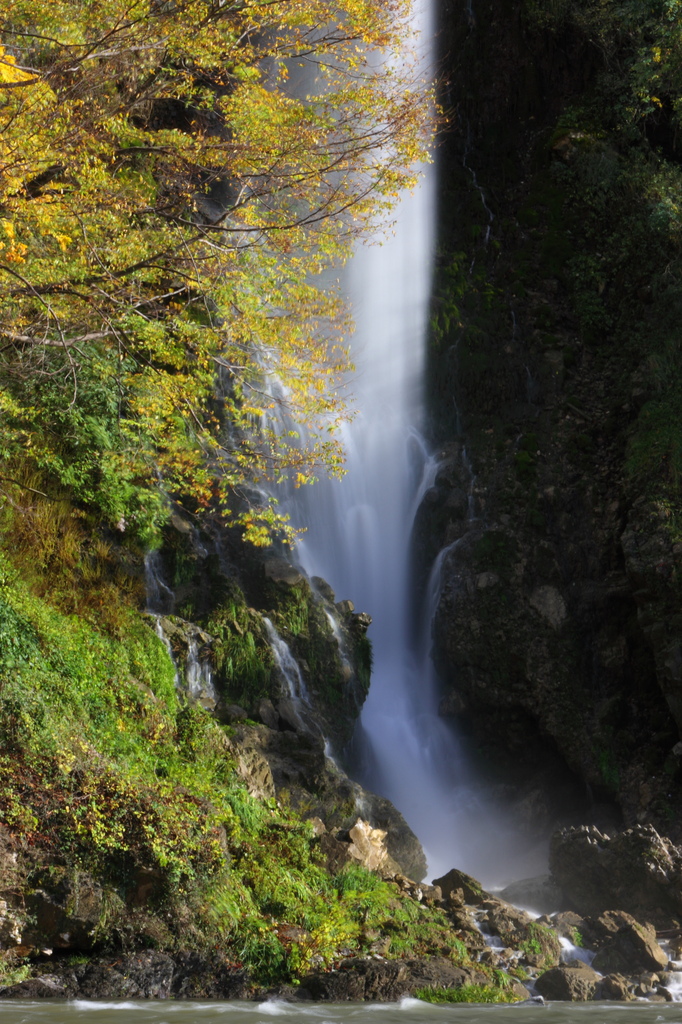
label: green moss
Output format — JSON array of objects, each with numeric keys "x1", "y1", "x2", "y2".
[
  {"x1": 520, "y1": 922, "x2": 561, "y2": 968},
  {"x1": 205, "y1": 591, "x2": 274, "y2": 708},
  {"x1": 416, "y1": 984, "x2": 521, "y2": 1004},
  {"x1": 519, "y1": 433, "x2": 539, "y2": 453},
  {"x1": 597, "y1": 747, "x2": 620, "y2": 792},
  {"x1": 472, "y1": 532, "x2": 518, "y2": 575},
  {"x1": 514, "y1": 450, "x2": 536, "y2": 483},
  {"x1": 0, "y1": 539, "x2": 480, "y2": 983},
  {"x1": 0, "y1": 955, "x2": 30, "y2": 989}
]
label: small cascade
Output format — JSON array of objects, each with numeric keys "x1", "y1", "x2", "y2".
[
  {"x1": 144, "y1": 551, "x2": 180, "y2": 685},
  {"x1": 407, "y1": 432, "x2": 439, "y2": 524},
  {"x1": 144, "y1": 549, "x2": 215, "y2": 707},
  {"x1": 144, "y1": 551, "x2": 175, "y2": 616},
  {"x1": 263, "y1": 617, "x2": 312, "y2": 715},
  {"x1": 559, "y1": 937, "x2": 596, "y2": 968},
  {"x1": 662, "y1": 970, "x2": 682, "y2": 1001},
  {"x1": 152, "y1": 615, "x2": 180, "y2": 688},
  {"x1": 323, "y1": 608, "x2": 354, "y2": 685},
  {"x1": 462, "y1": 128, "x2": 494, "y2": 262},
  {"x1": 185, "y1": 637, "x2": 217, "y2": 708}
]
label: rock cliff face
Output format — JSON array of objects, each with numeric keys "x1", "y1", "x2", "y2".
[
  {"x1": 422, "y1": 0, "x2": 682, "y2": 835},
  {"x1": 149, "y1": 517, "x2": 427, "y2": 878}
]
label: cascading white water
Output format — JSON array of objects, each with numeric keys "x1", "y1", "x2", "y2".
[
  {"x1": 263, "y1": 617, "x2": 312, "y2": 712},
  {"x1": 282, "y1": 0, "x2": 549, "y2": 885},
  {"x1": 287, "y1": 0, "x2": 469, "y2": 877},
  {"x1": 185, "y1": 638, "x2": 217, "y2": 706},
  {"x1": 144, "y1": 552, "x2": 216, "y2": 706}
]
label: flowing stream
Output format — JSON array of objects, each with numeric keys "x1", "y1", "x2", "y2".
[{"x1": 2, "y1": 999, "x2": 682, "y2": 1023}]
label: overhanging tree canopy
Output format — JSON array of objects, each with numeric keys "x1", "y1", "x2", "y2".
[{"x1": 0, "y1": 0, "x2": 433, "y2": 544}]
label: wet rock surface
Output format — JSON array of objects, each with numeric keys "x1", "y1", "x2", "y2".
[
  {"x1": 226, "y1": 721, "x2": 427, "y2": 880},
  {"x1": 3, "y1": 855, "x2": 681, "y2": 1004},
  {"x1": 591, "y1": 917, "x2": 668, "y2": 975},
  {"x1": 424, "y1": 0, "x2": 682, "y2": 843},
  {"x1": 300, "y1": 956, "x2": 489, "y2": 1001},
  {"x1": 1, "y1": 952, "x2": 252, "y2": 1000},
  {"x1": 535, "y1": 963, "x2": 600, "y2": 1001},
  {"x1": 550, "y1": 824, "x2": 682, "y2": 927},
  {"x1": 499, "y1": 874, "x2": 564, "y2": 915},
  {"x1": 22, "y1": 869, "x2": 107, "y2": 952}
]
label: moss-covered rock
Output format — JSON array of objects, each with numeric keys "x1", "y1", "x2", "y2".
[{"x1": 422, "y1": 0, "x2": 682, "y2": 836}]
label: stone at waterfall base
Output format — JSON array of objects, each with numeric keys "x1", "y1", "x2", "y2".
[
  {"x1": 0, "y1": 952, "x2": 253, "y2": 1000},
  {"x1": 535, "y1": 964, "x2": 600, "y2": 1001},
  {"x1": 300, "y1": 956, "x2": 490, "y2": 1001},
  {"x1": 590, "y1": 914, "x2": 668, "y2": 974},
  {"x1": 549, "y1": 824, "x2": 682, "y2": 929}
]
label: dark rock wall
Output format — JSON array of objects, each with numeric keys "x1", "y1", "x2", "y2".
[{"x1": 425, "y1": 0, "x2": 682, "y2": 835}]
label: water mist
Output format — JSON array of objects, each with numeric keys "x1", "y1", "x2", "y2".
[{"x1": 286, "y1": 0, "x2": 547, "y2": 887}]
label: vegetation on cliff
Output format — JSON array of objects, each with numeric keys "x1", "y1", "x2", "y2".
[
  {"x1": 0, "y1": 0, "x2": 467, "y2": 993},
  {"x1": 424, "y1": 0, "x2": 682, "y2": 834},
  {"x1": 0, "y1": 0, "x2": 432, "y2": 544},
  {"x1": 0, "y1": 538, "x2": 476, "y2": 984}
]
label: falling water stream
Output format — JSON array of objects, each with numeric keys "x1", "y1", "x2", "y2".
[{"x1": 285, "y1": 0, "x2": 549, "y2": 887}]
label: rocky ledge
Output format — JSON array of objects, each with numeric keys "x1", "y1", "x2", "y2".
[{"x1": 7, "y1": 823, "x2": 682, "y2": 1004}]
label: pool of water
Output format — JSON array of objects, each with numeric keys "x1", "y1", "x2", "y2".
[{"x1": 2, "y1": 1000, "x2": 682, "y2": 1024}]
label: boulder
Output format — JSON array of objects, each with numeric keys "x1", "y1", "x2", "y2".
[
  {"x1": 75, "y1": 952, "x2": 176, "y2": 999},
  {"x1": 347, "y1": 819, "x2": 391, "y2": 872},
  {"x1": 479, "y1": 898, "x2": 561, "y2": 967},
  {"x1": 214, "y1": 702, "x2": 248, "y2": 724},
  {"x1": 256, "y1": 699, "x2": 279, "y2": 730},
  {"x1": 590, "y1": 909, "x2": 647, "y2": 945},
  {"x1": 318, "y1": 819, "x2": 400, "y2": 875},
  {"x1": 23, "y1": 869, "x2": 112, "y2": 952},
  {"x1": 432, "y1": 868, "x2": 488, "y2": 904},
  {"x1": 552, "y1": 910, "x2": 598, "y2": 949},
  {"x1": 535, "y1": 964, "x2": 600, "y2": 1001},
  {"x1": 357, "y1": 793, "x2": 426, "y2": 881},
  {"x1": 227, "y1": 723, "x2": 427, "y2": 879},
  {"x1": 301, "y1": 956, "x2": 488, "y2": 1001},
  {"x1": 263, "y1": 558, "x2": 305, "y2": 588},
  {"x1": 479, "y1": 898, "x2": 533, "y2": 945},
  {"x1": 168, "y1": 952, "x2": 252, "y2": 999},
  {"x1": 0, "y1": 952, "x2": 254, "y2": 1001},
  {"x1": 0, "y1": 955, "x2": 177, "y2": 1001},
  {"x1": 550, "y1": 825, "x2": 682, "y2": 927},
  {"x1": 311, "y1": 577, "x2": 335, "y2": 603},
  {"x1": 591, "y1": 916, "x2": 668, "y2": 974},
  {"x1": 0, "y1": 975, "x2": 78, "y2": 999},
  {"x1": 232, "y1": 744, "x2": 276, "y2": 801},
  {"x1": 594, "y1": 973, "x2": 632, "y2": 1001},
  {"x1": 499, "y1": 874, "x2": 564, "y2": 914}
]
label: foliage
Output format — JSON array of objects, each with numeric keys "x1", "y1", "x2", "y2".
[
  {"x1": 0, "y1": 953, "x2": 30, "y2": 989},
  {"x1": 416, "y1": 984, "x2": 521, "y2": 1004},
  {"x1": 206, "y1": 589, "x2": 275, "y2": 707},
  {"x1": 0, "y1": 539, "x2": 475, "y2": 982},
  {"x1": 519, "y1": 922, "x2": 561, "y2": 968},
  {"x1": 517, "y1": 0, "x2": 682, "y2": 512},
  {"x1": 0, "y1": 0, "x2": 434, "y2": 545}
]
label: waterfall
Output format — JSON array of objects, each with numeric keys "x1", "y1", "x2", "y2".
[
  {"x1": 275, "y1": 0, "x2": 547, "y2": 885},
  {"x1": 287, "y1": 0, "x2": 467, "y2": 876},
  {"x1": 263, "y1": 617, "x2": 312, "y2": 712},
  {"x1": 144, "y1": 551, "x2": 175, "y2": 616},
  {"x1": 185, "y1": 638, "x2": 217, "y2": 706},
  {"x1": 144, "y1": 551, "x2": 215, "y2": 707}
]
